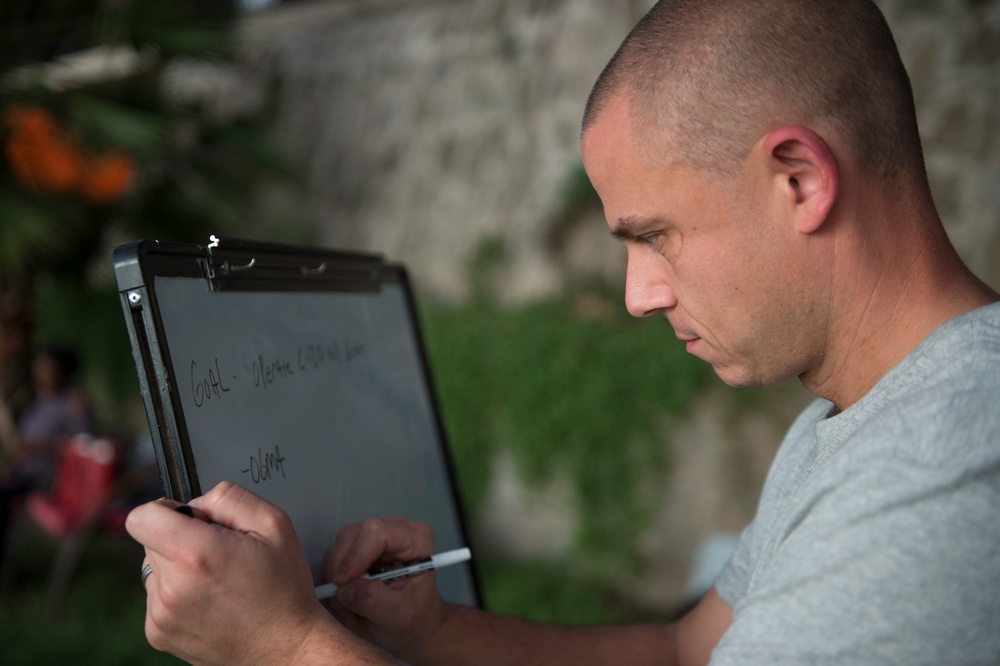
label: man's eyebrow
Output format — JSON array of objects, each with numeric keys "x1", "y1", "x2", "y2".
[{"x1": 610, "y1": 216, "x2": 660, "y2": 242}]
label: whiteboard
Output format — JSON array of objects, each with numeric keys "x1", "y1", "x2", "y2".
[{"x1": 114, "y1": 239, "x2": 479, "y2": 607}]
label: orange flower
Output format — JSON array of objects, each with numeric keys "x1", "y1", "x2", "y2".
[
  {"x1": 3, "y1": 105, "x2": 135, "y2": 203},
  {"x1": 4, "y1": 106, "x2": 58, "y2": 139},
  {"x1": 3, "y1": 105, "x2": 86, "y2": 193},
  {"x1": 81, "y1": 151, "x2": 134, "y2": 203}
]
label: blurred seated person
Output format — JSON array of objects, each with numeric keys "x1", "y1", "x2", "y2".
[{"x1": 0, "y1": 346, "x2": 93, "y2": 563}]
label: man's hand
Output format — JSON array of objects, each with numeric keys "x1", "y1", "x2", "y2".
[
  {"x1": 127, "y1": 481, "x2": 386, "y2": 665},
  {"x1": 324, "y1": 516, "x2": 450, "y2": 661}
]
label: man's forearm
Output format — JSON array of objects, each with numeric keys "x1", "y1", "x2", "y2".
[{"x1": 403, "y1": 587, "x2": 732, "y2": 666}]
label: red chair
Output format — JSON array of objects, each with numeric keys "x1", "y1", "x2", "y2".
[{"x1": 22, "y1": 434, "x2": 129, "y2": 612}]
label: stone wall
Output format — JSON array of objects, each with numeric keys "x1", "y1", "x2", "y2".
[
  {"x1": 884, "y1": 0, "x2": 1000, "y2": 287},
  {"x1": 240, "y1": 0, "x2": 650, "y2": 300}
]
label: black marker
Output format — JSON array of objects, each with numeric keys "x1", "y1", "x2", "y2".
[{"x1": 315, "y1": 548, "x2": 472, "y2": 600}]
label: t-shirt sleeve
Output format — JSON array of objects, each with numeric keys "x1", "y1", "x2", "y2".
[
  {"x1": 713, "y1": 521, "x2": 754, "y2": 608},
  {"x1": 709, "y1": 451, "x2": 1000, "y2": 666}
]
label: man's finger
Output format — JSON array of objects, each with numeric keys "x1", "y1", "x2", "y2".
[
  {"x1": 188, "y1": 481, "x2": 295, "y2": 544},
  {"x1": 330, "y1": 517, "x2": 434, "y2": 584},
  {"x1": 126, "y1": 499, "x2": 220, "y2": 560}
]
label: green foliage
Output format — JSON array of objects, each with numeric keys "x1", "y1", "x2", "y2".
[
  {"x1": 64, "y1": 95, "x2": 168, "y2": 157},
  {"x1": 0, "y1": 0, "x2": 300, "y2": 423},
  {"x1": 421, "y1": 295, "x2": 710, "y2": 573},
  {"x1": 479, "y1": 558, "x2": 674, "y2": 625},
  {"x1": 0, "y1": 1, "x2": 236, "y2": 71},
  {"x1": 0, "y1": 0, "x2": 292, "y2": 285},
  {"x1": 466, "y1": 235, "x2": 508, "y2": 300},
  {"x1": 0, "y1": 191, "x2": 84, "y2": 275},
  {"x1": 0, "y1": 533, "x2": 181, "y2": 665}
]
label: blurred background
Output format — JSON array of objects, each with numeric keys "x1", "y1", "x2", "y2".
[{"x1": 0, "y1": 0, "x2": 997, "y2": 662}]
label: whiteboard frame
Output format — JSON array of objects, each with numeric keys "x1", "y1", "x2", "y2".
[{"x1": 113, "y1": 237, "x2": 482, "y2": 606}]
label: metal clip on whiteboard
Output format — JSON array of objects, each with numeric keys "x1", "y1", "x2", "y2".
[
  {"x1": 208, "y1": 236, "x2": 257, "y2": 274},
  {"x1": 201, "y1": 235, "x2": 385, "y2": 292},
  {"x1": 223, "y1": 257, "x2": 256, "y2": 274},
  {"x1": 301, "y1": 262, "x2": 327, "y2": 276}
]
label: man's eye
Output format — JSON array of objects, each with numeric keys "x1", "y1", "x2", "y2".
[{"x1": 637, "y1": 233, "x2": 679, "y2": 263}]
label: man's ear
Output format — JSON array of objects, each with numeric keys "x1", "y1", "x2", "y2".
[{"x1": 758, "y1": 125, "x2": 839, "y2": 234}]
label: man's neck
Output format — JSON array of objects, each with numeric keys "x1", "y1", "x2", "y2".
[{"x1": 801, "y1": 208, "x2": 999, "y2": 411}]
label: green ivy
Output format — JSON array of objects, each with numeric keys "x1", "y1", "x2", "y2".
[
  {"x1": 421, "y1": 296, "x2": 710, "y2": 573},
  {"x1": 478, "y1": 558, "x2": 676, "y2": 624}
]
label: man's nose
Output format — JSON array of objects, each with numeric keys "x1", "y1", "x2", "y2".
[{"x1": 624, "y1": 251, "x2": 677, "y2": 318}]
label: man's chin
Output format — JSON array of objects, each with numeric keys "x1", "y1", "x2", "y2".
[
  {"x1": 712, "y1": 363, "x2": 794, "y2": 390},
  {"x1": 710, "y1": 363, "x2": 763, "y2": 389}
]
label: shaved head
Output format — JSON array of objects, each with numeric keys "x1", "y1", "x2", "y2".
[{"x1": 583, "y1": 0, "x2": 924, "y2": 184}]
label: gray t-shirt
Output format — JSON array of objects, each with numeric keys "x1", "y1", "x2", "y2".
[{"x1": 712, "y1": 302, "x2": 1000, "y2": 665}]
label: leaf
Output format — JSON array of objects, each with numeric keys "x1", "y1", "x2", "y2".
[
  {"x1": 0, "y1": 191, "x2": 81, "y2": 283},
  {"x1": 65, "y1": 93, "x2": 168, "y2": 156},
  {"x1": 120, "y1": 2, "x2": 237, "y2": 60},
  {"x1": 0, "y1": 0, "x2": 99, "y2": 75},
  {"x1": 212, "y1": 122, "x2": 296, "y2": 178}
]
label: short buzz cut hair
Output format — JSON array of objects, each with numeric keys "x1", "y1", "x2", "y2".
[{"x1": 583, "y1": 0, "x2": 925, "y2": 184}]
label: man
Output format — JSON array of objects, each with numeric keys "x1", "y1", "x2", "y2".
[{"x1": 126, "y1": 0, "x2": 1000, "y2": 663}]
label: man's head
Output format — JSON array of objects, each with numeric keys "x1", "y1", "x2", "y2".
[
  {"x1": 581, "y1": 0, "x2": 936, "y2": 395},
  {"x1": 583, "y1": 0, "x2": 924, "y2": 185}
]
